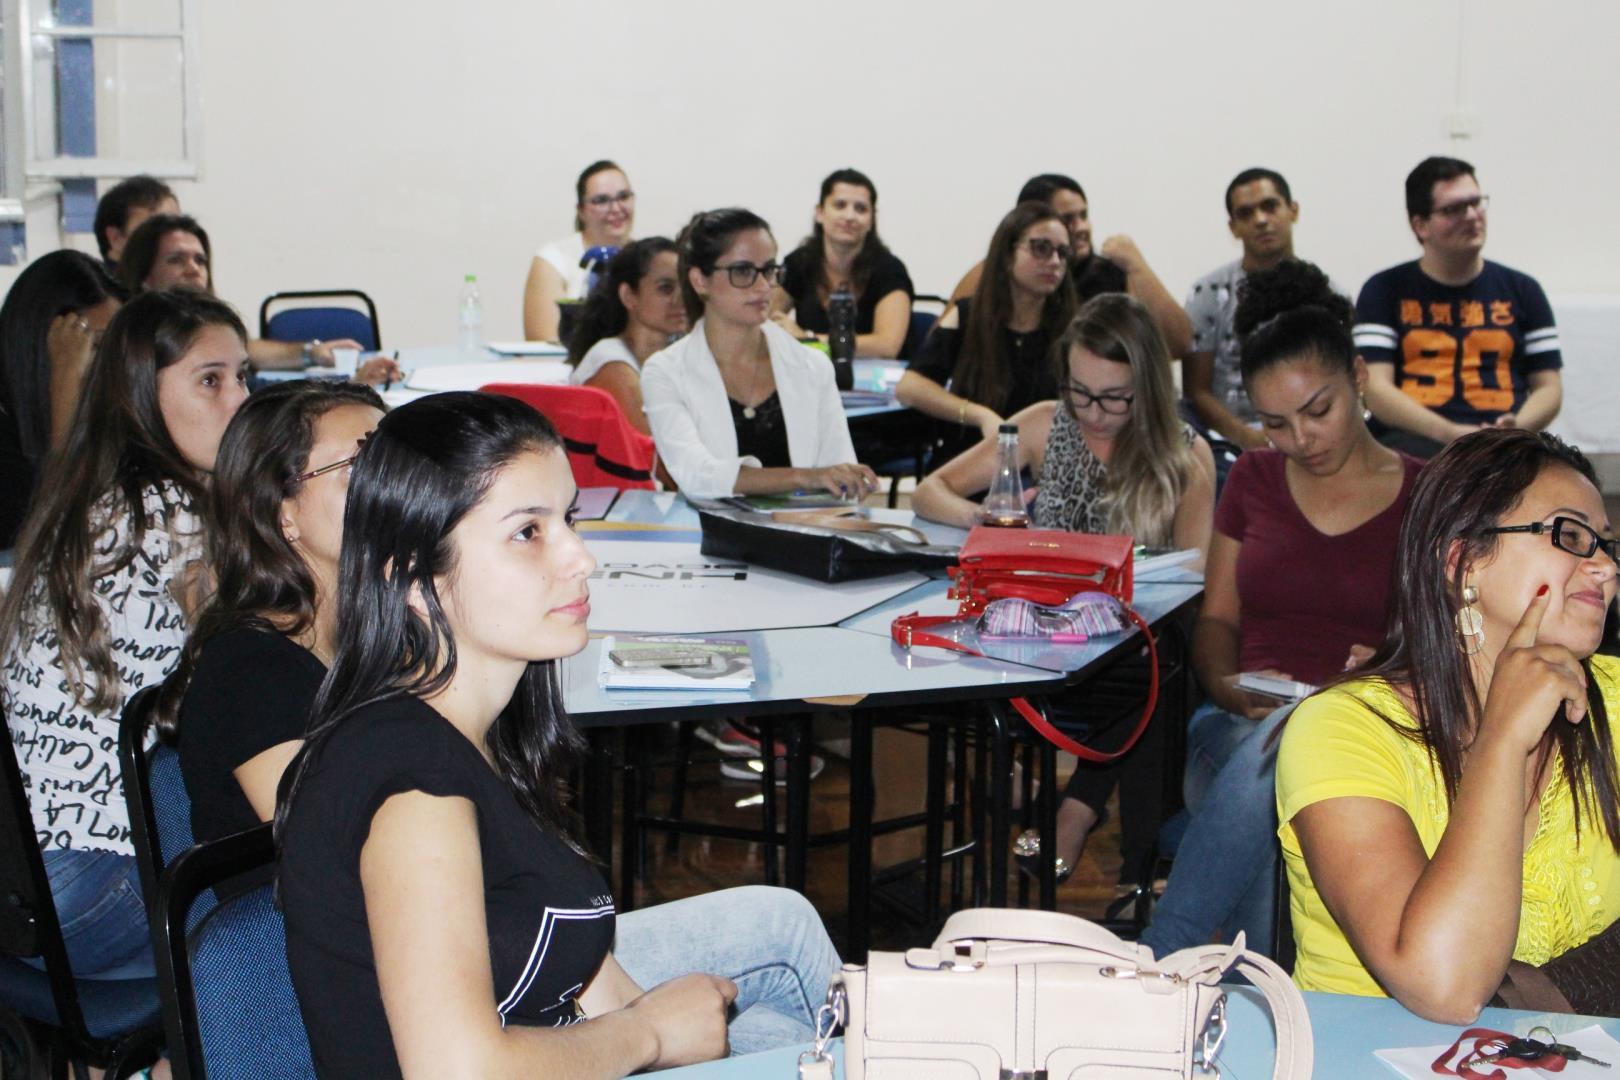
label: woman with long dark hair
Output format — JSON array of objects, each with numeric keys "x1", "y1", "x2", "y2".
[
  {"x1": 564, "y1": 237, "x2": 687, "y2": 434},
  {"x1": 275, "y1": 391, "x2": 839, "y2": 1076},
  {"x1": 153, "y1": 380, "x2": 386, "y2": 844},
  {"x1": 1139, "y1": 260, "x2": 1421, "y2": 959},
  {"x1": 0, "y1": 289, "x2": 249, "y2": 1017},
  {"x1": 0, "y1": 250, "x2": 125, "y2": 546},
  {"x1": 770, "y1": 168, "x2": 913, "y2": 358},
  {"x1": 641, "y1": 208, "x2": 875, "y2": 498},
  {"x1": 897, "y1": 201, "x2": 1077, "y2": 466},
  {"x1": 1277, "y1": 427, "x2": 1619, "y2": 1021}
]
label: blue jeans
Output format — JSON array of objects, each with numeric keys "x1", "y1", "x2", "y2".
[
  {"x1": 1140, "y1": 704, "x2": 1290, "y2": 959},
  {"x1": 26, "y1": 849, "x2": 156, "y2": 981},
  {"x1": 613, "y1": 885, "x2": 842, "y2": 1057}
]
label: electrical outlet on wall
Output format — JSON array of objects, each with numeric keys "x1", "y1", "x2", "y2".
[{"x1": 1445, "y1": 109, "x2": 1479, "y2": 139}]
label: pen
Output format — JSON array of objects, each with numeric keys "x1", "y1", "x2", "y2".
[{"x1": 382, "y1": 350, "x2": 399, "y2": 392}]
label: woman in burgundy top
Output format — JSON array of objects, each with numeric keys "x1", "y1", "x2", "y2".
[{"x1": 1139, "y1": 260, "x2": 1421, "y2": 959}]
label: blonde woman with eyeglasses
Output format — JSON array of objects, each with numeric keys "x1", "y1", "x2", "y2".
[{"x1": 913, "y1": 292, "x2": 1215, "y2": 897}]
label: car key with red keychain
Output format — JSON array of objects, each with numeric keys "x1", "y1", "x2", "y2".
[{"x1": 1433, "y1": 1025, "x2": 1610, "y2": 1078}]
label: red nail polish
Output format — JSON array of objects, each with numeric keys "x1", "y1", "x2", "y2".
[{"x1": 1536, "y1": 584, "x2": 1549, "y2": 597}]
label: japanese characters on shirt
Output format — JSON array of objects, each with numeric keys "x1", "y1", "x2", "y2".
[{"x1": 1353, "y1": 260, "x2": 1562, "y2": 428}]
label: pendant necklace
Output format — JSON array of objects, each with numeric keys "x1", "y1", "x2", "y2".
[{"x1": 741, "y1": 349, "x2": 767, "y2": 420}]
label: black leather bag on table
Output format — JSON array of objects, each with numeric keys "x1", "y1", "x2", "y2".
[{"x1": 695, "y1": 504, "x2": 958, "y2": 583}]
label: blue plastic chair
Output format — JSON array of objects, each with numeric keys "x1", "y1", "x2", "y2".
[
  {"x1": 121, "y1": 684, "x2": 314, "y2": 1079},
  {"x1": 258, "y1": 290, "x2": 381, "y2": 353},
  {"x1": 158, "y1": 829, "x2": 315, "y2": 1079}
]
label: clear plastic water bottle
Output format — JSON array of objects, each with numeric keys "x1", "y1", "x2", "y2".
[
  {"x1": 458, "y1": 273, "x2": 484, "y2": 355},
  {"x1": 827, "y1": 289, "x2": 856, "y2": 391},
  {"x1": 980, "y1": 423, "x2": 1030, "y2": 527}
]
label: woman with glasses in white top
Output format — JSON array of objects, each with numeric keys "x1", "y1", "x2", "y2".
[
  {"x1": 524, "y1": 160, "x2": 637, "y2": 343},
  {"x1": 641, "y1": 208, "x2": 876, "y2": 499}
]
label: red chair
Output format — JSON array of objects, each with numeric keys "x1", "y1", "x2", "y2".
[{"x1": 480, "y1": 383, "x2": 657, "y2": 490}]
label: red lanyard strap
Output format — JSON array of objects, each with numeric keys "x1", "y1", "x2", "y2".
[
  {"x1": 890, "y1": 605, "x2": 1159, "y2": 764},
  {"x1": 1431, "y1": 1027, "x2": 1568, "y2": 1078}
]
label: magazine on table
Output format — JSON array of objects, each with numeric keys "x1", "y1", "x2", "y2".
[{"x1": 597, "y1": 635, "x2": 756, "y2": 691}]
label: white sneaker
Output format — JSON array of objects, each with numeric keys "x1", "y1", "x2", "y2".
[{"x1": 719, "y1": 754, "x2": 826, "y2": 785}]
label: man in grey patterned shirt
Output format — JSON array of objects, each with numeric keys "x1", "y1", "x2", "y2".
[{"x1": 1183, "y1": 168, "x2": 1320, "y2": 450}]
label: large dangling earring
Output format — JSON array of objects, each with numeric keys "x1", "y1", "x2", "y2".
[{"x1": 1455, "y1": 584, "x2": 1485, "y2": 655}]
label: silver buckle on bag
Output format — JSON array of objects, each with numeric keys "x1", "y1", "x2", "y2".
[
  {"x1": 797, "y1": 985, "x2": 846, "y2": 1080},
  {"x1": 1192, "y1": 994, "x2": 1227, "y2": 1077},
  {"x1": 906, "y1": 941, "x2": 986, "y2": 971}
]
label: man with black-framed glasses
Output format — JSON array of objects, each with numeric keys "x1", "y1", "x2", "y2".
[{"x1": 1353, "y1": 156, "x2": 1563, "y2": 459}]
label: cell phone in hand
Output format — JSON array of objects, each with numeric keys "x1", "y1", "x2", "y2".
[{"x1": 1236, "y1": 672, "x2": 1318, "y2": 702}]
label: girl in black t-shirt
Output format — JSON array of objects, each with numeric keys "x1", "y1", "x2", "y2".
[
  {"x1": 897, "y1": 201, "x2": 1078, "y2": 466},
  {"x1": 770, "y1": 167, "x2": 914, "y2": 359},
  {"x1": 274, "y1": 391, "x2": 838, "y2": 1078},
  {"x1": 155, "y1": 379, "x2": 388, "y2": 845}
]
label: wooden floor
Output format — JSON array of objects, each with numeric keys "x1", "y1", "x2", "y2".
[{"x1": 614, "y1": 725, "x2": 1127, "y2": 955}]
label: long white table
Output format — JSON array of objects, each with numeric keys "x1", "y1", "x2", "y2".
[{"x1": 662, "y1": 988, "x2": 1620, "y2": 1078}]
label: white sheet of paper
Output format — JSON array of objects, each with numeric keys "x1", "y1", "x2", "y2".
[
  {"x1": 1374, "y1": 1024, "x2": 1620, "y2": 1079},
  {"x1": 583, "y1": 538, "x2": 925, "y2": 634},
  {"x1": 406, "y1": 360, "x2": 572, "y2": 392}
]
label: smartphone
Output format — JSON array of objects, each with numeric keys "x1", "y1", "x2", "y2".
[
  {"x1": 1236, "y1": 672, "x2": 1318, "y2": 702},
  {"x1": 609, "y1": 647, "x2": 720, "y2": 670}
]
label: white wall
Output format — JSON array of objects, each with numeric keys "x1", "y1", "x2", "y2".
[{"x1": 20, "y1": 0, "x2": 1620, "y2": 348}]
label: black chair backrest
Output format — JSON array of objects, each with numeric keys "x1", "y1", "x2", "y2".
[
  {"x1": 121, "y1": 686, "x2": 171, "y2": 923},
  {"x1": 0, "y1": 719, "x2": 92, "y2": 1042},
  {"x1": 156, "y1": 825, "x2": 310, "y2": 1079}
]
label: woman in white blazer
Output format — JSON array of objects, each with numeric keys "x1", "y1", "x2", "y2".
[{"x1": 641, "y1": 208, "x2": 878, "y2": 499}]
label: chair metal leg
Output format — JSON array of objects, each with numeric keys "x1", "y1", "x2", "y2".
[
  {"x1": 924, "y1": 723, "x2": 946, "y2": 925},
  {"x1": 666, "y1": 722, "x2": 696, "y2": 855},
  {"x1": 951, "y1": 722, "x2": 968, "y2": 911},
  {"x1": 784, "y1": 717, "x2": 810, "y2": 893},
  {"x1": 846, "y1": 709, "x2": 875, "y2": 962},
  {"x1": 988, "y1": 705, "x2": 1012, "y2": 907},
  {"x1": 757, "y1": 718, "x2": 779, "y2": 887}
]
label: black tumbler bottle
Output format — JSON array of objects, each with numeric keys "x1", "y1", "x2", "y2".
[{"x1": 828, "y1": 290, "x2": 856, "y2": 391}]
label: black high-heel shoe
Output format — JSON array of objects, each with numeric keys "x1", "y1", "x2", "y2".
[{"x1": 1012, "y1": 828, "x2": 1076, "y2": 886}]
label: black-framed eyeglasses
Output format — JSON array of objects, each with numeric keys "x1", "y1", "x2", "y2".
[
  {"x1": 292, "y1": 436, "x2": 368, "y2": 484},
  {"x1": 1431, "y1": 194, "x2": 1490, "y2": 221},
  {"x1": 1020, "y1": 237, "x2": 1068, "y2": 263},
  {"x1": 584, "y1": 189, "x2": 635, "y2": 208},
  {"x1": 712, "y1": 261, "x2": 785, "y2": 289},
  {"x1": 1483, "y1": 515, "x2": 1619, "y2": 566},
  {"x1": 1064, "y1": 381, "x2": 1135, "y2": 415}
]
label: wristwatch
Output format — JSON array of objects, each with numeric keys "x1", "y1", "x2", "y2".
[{"x1": 302, "y1": 339, "x2": 322, "y2": 364}]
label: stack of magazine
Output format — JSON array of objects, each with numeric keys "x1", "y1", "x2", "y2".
[{"x1": 597, "y1": 635, "x2": 756, "y2": 691}]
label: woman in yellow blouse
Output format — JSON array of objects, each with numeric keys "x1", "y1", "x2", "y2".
[{"x1": 1276, "y1": 427, "x2": 1619, "y2": 1023}]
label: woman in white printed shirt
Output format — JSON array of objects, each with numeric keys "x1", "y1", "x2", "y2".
[{"x1": 0, "y1": 289, "x2": 249, "y2": 1009}]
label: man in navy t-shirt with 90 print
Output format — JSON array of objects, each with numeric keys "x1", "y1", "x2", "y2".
[{"x1": 1353, "y1": 156, "x2": 1563, "y2": 459}]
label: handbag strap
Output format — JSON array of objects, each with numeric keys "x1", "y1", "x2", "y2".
[
  {"x1": 1161, "y1": 939, "x2": 1314, "y2": 1080},
  {"x1": 890, "y1": 606, "x2": 1160, "y2": 764},
  {"x1": 770, "y1": 508, "x2": 930, "y2": 546},
  {"x1": 932, "y1": 907, "x2": 1152, "y2": 961}
]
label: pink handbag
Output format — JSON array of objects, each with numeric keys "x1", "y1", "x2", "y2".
[{"x1": 799, "y1": 908, "x2": 1312, "y2": 1079}]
